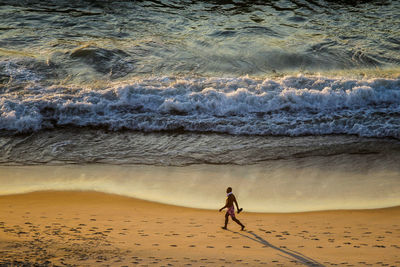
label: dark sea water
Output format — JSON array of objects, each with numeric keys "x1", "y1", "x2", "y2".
[{"x1": 0, "y1": 0, "x2": 399, "y2": 211}]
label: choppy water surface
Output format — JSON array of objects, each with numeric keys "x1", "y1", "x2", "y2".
[
  {"x1": 1, "y1": 0, "x2": 400, "y2": 211},
  {"x1": 1, "y1": 0, "x2": 399, "y2": 84}
]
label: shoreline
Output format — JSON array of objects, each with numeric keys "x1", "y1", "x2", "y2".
[
  {"x1": 2, "y1": 163, "x2": 399, "y2": 213},
  {"x1": 1, "y1": 190, "x2": 399, "y2": 266},
  {"x1": 1, "y1": 190, "x2": 400, "y2": 214}
]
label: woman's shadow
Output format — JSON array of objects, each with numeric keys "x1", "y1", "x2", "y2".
[{"x1": 228, "y1": 229, "x2": 325, "y2": 267}]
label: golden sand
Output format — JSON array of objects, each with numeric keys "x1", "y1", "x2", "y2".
[{"x1": 0, "y1": 191, "x2": 399, "y2": 266}]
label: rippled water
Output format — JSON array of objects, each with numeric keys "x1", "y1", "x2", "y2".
[
  {"x1": 1, "y1": 129, "x2": 399, "y2": 166},
  {"x1": 1, "y1": 0, "x2": 399, "y2": 85},
  {"x1": 1, "y1": 0, "x2": 400, "y2": 157}
]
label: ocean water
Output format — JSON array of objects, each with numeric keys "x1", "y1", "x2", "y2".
[{"x1": 0, "y1": 0, "x2": 400, "y2": 211}]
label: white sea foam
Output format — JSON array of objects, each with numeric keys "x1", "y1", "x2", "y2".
[
  {"x1": 0, "y1": 60, "x2": 42, "y2": 83},
  {"x1": 1, "y1": 76, "x2": 400, "y2": 138}
]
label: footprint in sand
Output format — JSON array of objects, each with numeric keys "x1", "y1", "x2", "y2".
[
  {"x1": 225, "y1": 245, "x2": 232, "y2": 248},
  {"x1": 206, "y1": 246, "x2": 214, "y2": 248},
  {"x1": 170, "y1": 244, "x2": 177, "y2": 247}
]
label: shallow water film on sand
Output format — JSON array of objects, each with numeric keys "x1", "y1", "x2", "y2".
[{"x1": 1, "y1": 0, "x2": 400, "y2": 211}]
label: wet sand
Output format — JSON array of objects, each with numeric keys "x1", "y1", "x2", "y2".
[{"x1": 0, "y1": 191, "x2": 399, "y2": 266}]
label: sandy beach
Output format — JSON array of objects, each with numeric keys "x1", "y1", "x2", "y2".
[{"x1": 0, "y1": 191, "x2": 399, "y2": 266}]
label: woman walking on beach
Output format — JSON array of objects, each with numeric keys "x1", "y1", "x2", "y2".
[{"x1": 219, "y1": 187, "x2": 245, "y2": 230}]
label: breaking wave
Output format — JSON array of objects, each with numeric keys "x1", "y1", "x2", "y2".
[{"x1": 1, "y1": 75, "x2": 400, "y2": 138}]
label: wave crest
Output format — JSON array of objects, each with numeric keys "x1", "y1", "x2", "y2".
[{"x1": 1, "y1": 75, "x2": 400, "y2": 138}]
